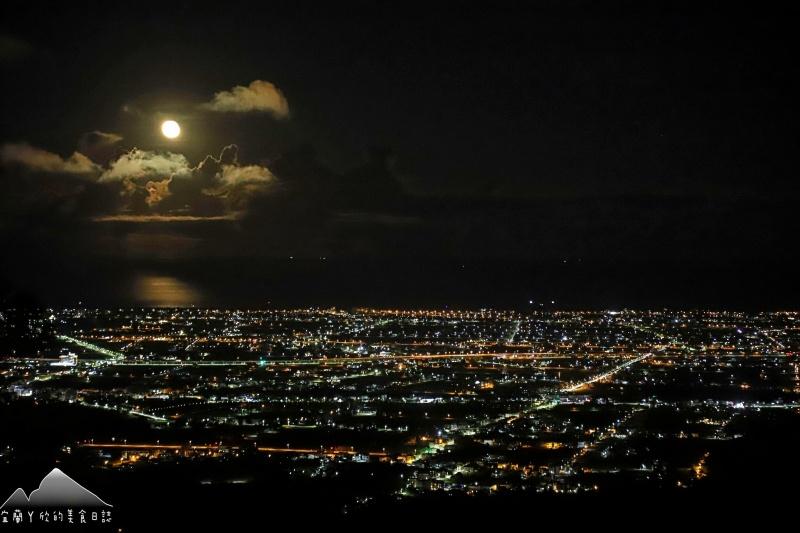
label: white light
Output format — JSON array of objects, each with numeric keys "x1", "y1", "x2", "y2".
[{"x1": 161, "y1": 120, "x2": 181, "y2": 139}]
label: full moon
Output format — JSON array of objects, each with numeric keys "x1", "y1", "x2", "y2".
[{"x1": 161, "y1": 120, "x2": 181, "y2": 139}]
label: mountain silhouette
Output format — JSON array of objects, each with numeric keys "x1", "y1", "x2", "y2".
[
  {"x1": 1, "y1": 488, "x2": 29, "y2": 508},
  {"x1": 1, "y1": 468, "x2": 112, "y2": 508}
]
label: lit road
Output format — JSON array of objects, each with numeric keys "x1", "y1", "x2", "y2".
[
  {"x1": 58, "y1": 335, "x2": 124, "y2": 360},
  {"x1": 561, "y1": 353, "x2": 652, "y2": 392},
  {"x1": 78, "y1": 442, "x2": 388, "y2": 457},
  {"x1": 99, "y1": 352, "x2": 587, "y2": 368},
  {"x1": 503, "y1": 320, "x2": 522, "y2": 344}
]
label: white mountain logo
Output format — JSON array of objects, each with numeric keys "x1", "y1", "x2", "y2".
[{"x1": 1, "y1": 468, "x2": 112, "y2": 509}]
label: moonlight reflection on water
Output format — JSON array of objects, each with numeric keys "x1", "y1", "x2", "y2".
[{"x1": 133, "y1": 275, "x2": 202, "y2": 307}]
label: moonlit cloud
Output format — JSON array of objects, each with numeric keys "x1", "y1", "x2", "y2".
[
  {"x1": 100, "y1": 148, "x2": 191, "y2": 182},
  {"x1": 201, "y1": 80, "x2": 290, "y2": 118},
  {"x1": 92, "y1": 213, "x2": 240, "y2": 223},
  {"x1": 145, "y1": 177, "x2": 172, "y2": 206},
  {"x1": 190, "y1": 145, "x2": 275, "y2": 208},
  {"x1": 1, "y1": 139, "x2": 276, "y2": 223},
  {"x1": 219, "y1": 164, "x2": 274, "y2": 185},
  {"x1": 0, "y1": 143, "x2": 100, "y2": 174},
  {"x1": 206, "y1": 163, "x2": 275, "y2": 210}
]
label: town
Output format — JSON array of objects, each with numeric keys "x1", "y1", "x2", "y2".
[{"x1": 2, "y1": 307, "x2": 798, "y2": 521}]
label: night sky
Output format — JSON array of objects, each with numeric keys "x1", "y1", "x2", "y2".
[{"x1": 1, "y1": 1, "x2": 797, "y2": 309}]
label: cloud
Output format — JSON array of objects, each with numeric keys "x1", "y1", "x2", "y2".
[
  {"x1": 92, "y1": 214, "x2": 240, "y2": 223},
  {"x1": 189, "y1": 145, "x2": 275, "y2": 207},
  {"x1": 219, "y1": 164, "x2": 273, "y2": 185},
  {"x1": 100, "y1": 148, "x2": 191, "y2": 182},
  {"x1": 207, "y1": 164, "x2": 274, "y2": 210},
  {"x1": 1, "y1": 140, "x2": 275, "y2": 224},
  {"x1": 78, "y1": 131, "x2": 124, "y2": 164},
  {"x1": 145, "y1": 177, "x2": 172, "y2": 206},
  {"x1": 1, "y1": 143, "x2": 100, "y2": 175},
  {"x1": 91, "y1": 144, "x2": 275, "y2": 217},
  {"x1": 79, "y1": 130, "x2": 123, "y2": 147},
  {"x1": 201, "y1": 80, "x2": 290, "y2": 118}
]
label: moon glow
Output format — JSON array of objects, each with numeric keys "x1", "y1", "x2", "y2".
[{"x1": 161, "y1": 120, "x2": 181, "y2": 139}]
